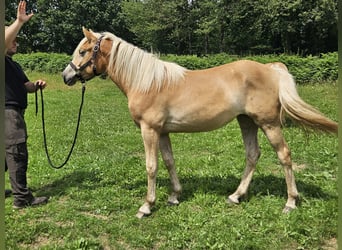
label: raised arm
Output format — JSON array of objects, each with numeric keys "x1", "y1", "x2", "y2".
[{"x1": 5, "y1": 1, "x2": 33, "y2": 53}]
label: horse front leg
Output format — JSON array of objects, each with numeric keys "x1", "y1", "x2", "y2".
[
  {"x1": 159, "y1": 134, "x2": 182, "y2": 205},
  {"x1": 136, "y1": 124, "x2": 160, "y2": 218}
]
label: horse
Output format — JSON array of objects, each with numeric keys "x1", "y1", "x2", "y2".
[{"x1": 62, "y1": 28, "x2": 338, "y2": 218}]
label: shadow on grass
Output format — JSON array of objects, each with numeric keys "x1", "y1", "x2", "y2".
[
  {"x1": 36, "y1": 169, "x2": 336, "y2": 206},
  {"x1": 35, "y1": 169, "x2": 103, "y2": 198},
  {"x1": 159, "y1": 174, "x2": 336, "y2": 203}
]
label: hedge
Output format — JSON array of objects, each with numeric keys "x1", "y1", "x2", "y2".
[
  {"x1": 14, "y1": 52, "x2": 337, "y2": 84},
  {"x1": 13, "y1": 52, "x2": 71, "y2": 74},
  {"x1": 162, "y1": 52, "x2": 338, "y2": 84}
]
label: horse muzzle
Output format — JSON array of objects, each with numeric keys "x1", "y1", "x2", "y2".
[{"x1": 62, "y1": 65, "x2": 78, "y2": 86}]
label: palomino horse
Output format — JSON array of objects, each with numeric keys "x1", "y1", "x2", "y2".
[{"x1": 62, "y1": 28, "x2": 337, "y2": 218}]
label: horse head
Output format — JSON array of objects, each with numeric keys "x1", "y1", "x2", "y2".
[{"x1": 62, "y1": 27, "x2": 109, "y2": 86}]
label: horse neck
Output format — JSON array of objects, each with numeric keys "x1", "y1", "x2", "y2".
[{"x1": 108, "y1": 73, "x2": 129, "y2": 96}]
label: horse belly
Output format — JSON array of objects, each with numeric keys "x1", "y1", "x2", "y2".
[
  {"x1": 162, "y1": 82, "x2": 243, "y2": 132},
  {"x1": 164, "y1": 107, "x2": 238, "y2": 133}
]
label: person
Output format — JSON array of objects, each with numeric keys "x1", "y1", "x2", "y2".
[{"x1": 5, "y1": 0, "x2": 49, "y2": 209}]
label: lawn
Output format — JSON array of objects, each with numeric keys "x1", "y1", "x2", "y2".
[{"x1": 5, "y1": 72, "x2": 338, "y2": 249}]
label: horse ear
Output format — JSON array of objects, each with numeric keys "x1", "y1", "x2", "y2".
[{"x1": 82, "y1": 27, "x2": 95, "y2": 42}]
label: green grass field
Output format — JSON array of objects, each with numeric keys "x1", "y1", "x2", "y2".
[{"x1": 5, "y1": 72, "x2": 338, "y2": 249}]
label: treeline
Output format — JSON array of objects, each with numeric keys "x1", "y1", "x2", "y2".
[
  {"x1": 5, "y1": 0, "x2": 337, "y2": 55},
  {"x1": 14, "y1": 52, "x2": 338, "y2": 84}
]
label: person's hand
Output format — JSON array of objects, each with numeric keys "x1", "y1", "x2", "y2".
[
  {"x1": 17, "y1": 0, "x2": 34, "y2": 24},
  {"x1": 35, "y1": 80, "x2": 47, "y2": 90}
]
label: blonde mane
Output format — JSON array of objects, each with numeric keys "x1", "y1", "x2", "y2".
[{"x1": 94, "y1": 32, "x2": 187, "y2": 93}]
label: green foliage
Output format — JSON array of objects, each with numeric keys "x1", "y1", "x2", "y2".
[
  {"x1": 162, "y1": 53, "x2": 338, "y2": 84},
  {"x1": 121, "y1": 0, "x2": 337, "y2": 55},
  {"x1": 14, "y1": 52, "x2": 337, "y2": 84},
  {"x1": 13, "y1": 53, "x2": 71, "y2": 73},
  {"x1": 5, "y1": 0, "x2": 337, "y2": 54},
  {"x1": 242, "y1": 52, "x2": 338, "y2": 83},
  {"x1": 6, "y1": 0, "x2": 131, "y2": 54},
  {"x1": 162, "y1": 53, "x2": 238, "y2": 70},
  {"x1": 5, "y1": 74, "x2": 337, "y2": 249}
]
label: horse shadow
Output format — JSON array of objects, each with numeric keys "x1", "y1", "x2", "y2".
[
  {"x1": 35, "y1": 168, "x2": 336, "y2": 206},
  {"x1": 156, "y1": 174, "x2": 336, "y2": 203}
]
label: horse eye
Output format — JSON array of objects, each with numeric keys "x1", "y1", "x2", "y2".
[{"x1": 79, "y1": 50, "x2": 86, "y2": 56}]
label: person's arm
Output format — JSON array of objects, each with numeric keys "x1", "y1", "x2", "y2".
[{"x1": 5, "y1": 1, "x2": 33, "y2": 53}]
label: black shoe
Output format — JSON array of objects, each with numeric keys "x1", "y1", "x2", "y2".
[
  {"x1": 5, "y1": 189, "x2": 12, "y2": 198},
  {"x1": 13, "y1": 196, "x2": 49, "y2": 209}
]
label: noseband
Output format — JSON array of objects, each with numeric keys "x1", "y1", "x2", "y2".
[{"x1": 69, "y1": 35, "x2": 105, "y2": 83}]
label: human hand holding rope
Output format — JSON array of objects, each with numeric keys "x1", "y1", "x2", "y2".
[{"x1": 35, "y1": 80, "x2": 46, "y2": 91}]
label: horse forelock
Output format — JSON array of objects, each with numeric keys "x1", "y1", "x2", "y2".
[
  {"x1": 73, "y1": 37, "x2": 88, "y2": 58},
  {"x1": 97, "y1": 32, "x2": 187, "y2": 93}
]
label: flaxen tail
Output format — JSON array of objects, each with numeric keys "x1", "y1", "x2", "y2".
[{"x1": 273, "y1": 65, "x2": 337, "y2": 134}]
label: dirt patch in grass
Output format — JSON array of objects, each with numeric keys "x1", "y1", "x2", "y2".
[
  {"x1": 99, "y1": 234, "x2": 112, "y2": 250},
  {"x1": 19, "y1": 236, "x2": 64, "y2": 250},
  {"x1": 322, "y1": 238, "x2": 337, "y2": 250},
  {"x1": 81, "y1": 211, "x2": 110, "y2": 220}
]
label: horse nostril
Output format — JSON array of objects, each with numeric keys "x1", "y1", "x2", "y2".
[
  {"x1": 63, "y1": 75, "x2": 68, "y2": 84},
  {"x1": 63, "y1": 75, "x2": 73, "y2": 85}
]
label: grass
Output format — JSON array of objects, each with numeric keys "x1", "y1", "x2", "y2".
[{"x1": 5, "y1": 72, "x2": 338, "y2": 249}]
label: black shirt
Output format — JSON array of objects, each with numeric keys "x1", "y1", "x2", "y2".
[{"x1": 5, "y1": 56, "x2": 29, "y2": 109}]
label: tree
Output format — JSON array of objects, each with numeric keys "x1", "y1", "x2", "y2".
[
  {"x1": 5, "y1": 0, "x2": 337, "y2": 55},
  {"x1": 122, "y1": 0, "x2": 192, "y2": 53},
  {"x1": 190, "y1": 0, "x2": 221, "y2": 54},
  {"x1": 5, "y1": 0, "x2": 131, "y2": 54},
  {"x1": 264, "y1": 0, "x2": 337, "y2": 54}
]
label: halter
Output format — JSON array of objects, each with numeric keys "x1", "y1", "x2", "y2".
[{"x1": 69, "y1": 34, "x2": 105, "y2": 83}]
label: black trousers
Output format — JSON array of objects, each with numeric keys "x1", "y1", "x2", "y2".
[{"x1": 5, "y1": 107, "x2": 34, "y2": 205}]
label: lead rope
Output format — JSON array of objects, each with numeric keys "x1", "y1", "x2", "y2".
[{"x1": 35, "y1": 84, "x2": 86, "y2": 169}]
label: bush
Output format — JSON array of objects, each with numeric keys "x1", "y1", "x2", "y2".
[
  {"x1": 14, "y1": 52, "x2": 337, "y2": 84},
  {"x1": 163, "y1": 52, "x2": 337, "y2": 84},
  {"x1": 14, "y1": 52, "x2": 71, "y2": 74}
]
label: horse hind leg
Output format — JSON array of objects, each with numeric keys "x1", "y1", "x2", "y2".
[
  {"x1": 228, "y1": 115, "x2": 261, "y2": 204},
  {"x1": 159, "y1": 134, "x2": 182, "y2": 205},
  {"x1": 261, "y1": 124, "x2": 299, "y2": 213}
]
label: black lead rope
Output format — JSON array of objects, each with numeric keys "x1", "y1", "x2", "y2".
[{"x1": 35, "y1": 84, "x2": 86, "y2": 169}]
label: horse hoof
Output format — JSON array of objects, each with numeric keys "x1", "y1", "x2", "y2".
[
  {"x1": 167, "y1": 196, "x2": 180, "y2": 206},
  {"x1": 136, "y1": 203, "x2": 152, "y2": 218},
  {"x1": 136, "y1": 211, "x2": 148, "y2": 219},
  {"x1": 136, "y1": 209, "x2": 152, "y2": 218},
  {"x1": 227, "y1": 197, "x2": 239, "y2": 206},
  {"x1": 282, "y1": 206, "x2": 296, "y2": 214},
  {"x1": 167, "y1": 200, "x2": 179, "y2": 206}
]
